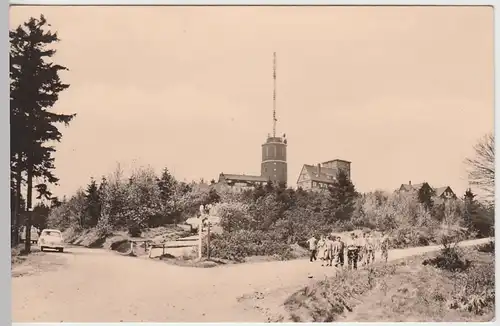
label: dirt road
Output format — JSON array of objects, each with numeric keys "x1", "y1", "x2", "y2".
[{"x1": 11, "y1": 237, "x2": 491, "y2": 322}]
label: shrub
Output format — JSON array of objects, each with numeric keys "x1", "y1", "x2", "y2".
[
  {"x1": 476, "y1": 240, "x2": 495, "y2": 254},
  {"x1": 447, "y1": 261, "x2": 495, "y2": 315},
  {"x1": 207, "y1": 230, "x2": 293, "y2": 262},
  {"x1": 215, "y1": 202, "x2": 253, "y2": 233},
  {"x1": 95, "y1": 214, "x2": 113, "y2": 238},
  {"x1": 423, "y1": 246, "x2": 471, "y2": 272}
]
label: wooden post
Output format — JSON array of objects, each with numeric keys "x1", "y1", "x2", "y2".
[
  {"x1": 130, "y1": 241, "x2": 134, "y2": 255},
  {"x1": 207, "y1": 222, "x2": 211, "y2": 260},
  {"x1": 198, "y1": 218, "x2": 203, "y2": 260},
  {"x1": 198, "y1": 204, "x2": 204, "y2": 261}
]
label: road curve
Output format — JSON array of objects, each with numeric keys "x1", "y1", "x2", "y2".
[{"x1": 11, "y1": 237, "x2": 491, "y2": 322}]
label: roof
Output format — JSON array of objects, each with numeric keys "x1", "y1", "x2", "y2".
[
  {"x1": 399, "y1": 184, "x2": 413, "y2": 191},
  {"x1": 322, "y1": 159, "x2": 352, "y2": 164},
  {"x1": 219, "y1": 173, "x2": 268, "y2": 183},
  {"x1": 399, "y1": 183, "x2": 426, "y2": 191},
  {"x1": 398, "y1": 183, "x2": 454, "y2": 197},
  {"x1": 434, "y1": 186, "x2": 455, "y2": 197},
  {"x1": 303, "y1": 164, "x2": 337, "y2": 184},
  {"x1": 412, "y1": 183, "x2": 425, "y2": 190}
]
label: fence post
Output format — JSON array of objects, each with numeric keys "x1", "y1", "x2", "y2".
[{"x1": 207, "y1": 222, "x2": 211, "y2": 260}]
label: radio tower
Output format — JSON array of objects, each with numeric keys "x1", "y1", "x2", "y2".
[
  {"x1": 272, "y1": 52, "x2": 277, "y2": 138},
  {"x1": 261, "y1": 51, "x2": 287, "y2": 185}
]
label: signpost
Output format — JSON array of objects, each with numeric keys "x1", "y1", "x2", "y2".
[
  {"x1": 207, "y1": 220, "x2": 211, "y2": 260},
  {"x1": 196, "y1": 204, "x2": 220, "y2": 261},
  {"x1": 198, "y1": 205, "x2": 204, "y2": 260}
]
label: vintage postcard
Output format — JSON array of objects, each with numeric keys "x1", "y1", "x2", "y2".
[{"x1": 10, "y1": 5, "x2": 494, "y2": 322}]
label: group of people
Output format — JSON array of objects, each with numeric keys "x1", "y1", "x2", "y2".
[{"x1": 306, "y1": 231, "x2": 390, "y2": 270}]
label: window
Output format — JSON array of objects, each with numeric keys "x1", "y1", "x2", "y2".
[{"x1": 42, "y1": 230, "x2": 61, "y2": 237}]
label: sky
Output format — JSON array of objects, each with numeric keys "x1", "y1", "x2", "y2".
[{"x1": 10, "y1": 6, "x2": 494, "y2": 198}]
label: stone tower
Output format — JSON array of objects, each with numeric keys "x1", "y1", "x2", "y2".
[{"x1": 261, "y1": 135, "x2": 287, "y2": 185}]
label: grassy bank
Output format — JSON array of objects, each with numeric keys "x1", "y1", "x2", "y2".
[
  {"x1": 284, "y1": 244, "x2": 495, "y2": 322},
  {"x1": 62, "y1": 225, "x2": 191, "y2": 251}
]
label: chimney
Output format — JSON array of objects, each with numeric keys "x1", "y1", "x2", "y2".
[
  {"x1": 409, "y1": 180, "x2": 411, "y2": 185},
  {"x1": 317, "y1": 163, "x2": 321, "y2": 176}
]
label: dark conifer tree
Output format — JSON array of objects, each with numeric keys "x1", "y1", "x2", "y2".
[
  {"x1": 85, "y1": 178, "x2": 101, "y2": 227},
  {"x1": 10, "y1": 15, "x2": 75, "y2": 252},
  {"x1": 327, "y1": 170, "x2": 357, "y2": 223}
]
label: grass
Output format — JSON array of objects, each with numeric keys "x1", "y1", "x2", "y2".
[{"x1": 283, "y1": 247, "x2": 495, "y2": 322}]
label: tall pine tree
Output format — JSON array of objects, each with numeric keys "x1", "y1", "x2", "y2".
[
  {"x1": 85, "y1": 178, "x2": 101, "y2": 227},
  {"x1": 157, "y1": 168, "x2": 177, "y2": 203},
  {"x1": 10, "y1": 15, "x2": 75, "y2": 253},
  {"x1": 327, "y1": 170, "x2": 357, "y2": 223}
]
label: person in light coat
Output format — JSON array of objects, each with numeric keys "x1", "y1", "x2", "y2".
[
  {"x1": 317, "y1": 235, "x2": 327, "y2": 266},
  {"x1": 365, "y1": 233, "x2": 375, "y2": 265}
]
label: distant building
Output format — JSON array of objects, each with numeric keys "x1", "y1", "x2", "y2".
[
  {"x1": 217, "y1": 173, "x2": 268, "y2": 193},
  {"x1": 296, "y1": 159, "x2": 351, "y2": 191},
  {"x1": 397, "y1": 181, "x2": 457, "y2": 200}
]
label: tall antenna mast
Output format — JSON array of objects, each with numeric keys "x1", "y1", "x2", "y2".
[{"x1": 272, "y1": 52, "x2": 277, "y2": 138}]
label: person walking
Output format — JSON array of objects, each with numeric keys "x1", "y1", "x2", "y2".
[
  {"x1": 331, "y1": 236, "x2": 341, "y2": 267},
  {"x1": 337, "y1": 236, "x2": 345, "y2": 267},
  {"x1": 365, "y1": 233, "x2": 375, "y2": 265},
  {"x1": 317, "y1": 235, "x2": 327, "y2": 266},
  {"x1": 358, "y1": 233, "x2": 367, "y2": 266},
  {"x1": 346, "y1": 233, "x2": 360, "y2": 270},
  {"x1": 380, "y1": 231, "x2": 389, "y2": 263},
  {"x1": 306, "y1": 235, "x2": 318, "y2": 262},
  {"x1": 325, "y1": 235, "x2": 335, "y2": 266}
]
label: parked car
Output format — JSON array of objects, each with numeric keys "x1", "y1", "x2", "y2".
[
  {"x1": 19, "y1": 226, "x2": 40, "y2": 244},
  {"x1": 38, "y1": 229, "x2": 65, "y2": 252}
]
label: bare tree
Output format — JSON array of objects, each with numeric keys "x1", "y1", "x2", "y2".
[{"x1": 465, "y1": 133, "x2": 494, "y2": 203}]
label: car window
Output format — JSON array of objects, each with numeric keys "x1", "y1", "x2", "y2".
[{"x1": 43, "y1": 231, "x2": 61, "y2": 237}]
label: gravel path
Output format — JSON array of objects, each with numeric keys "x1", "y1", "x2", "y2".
[{"x1": 11, "y1": 237, "x2": 491, "y2": 322}]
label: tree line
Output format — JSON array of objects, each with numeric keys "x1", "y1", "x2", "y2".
[
  {"x1": 44, "y1": 164, "x2": 494, "y2": 261},
  {"x1": 47, "y1": 165, "x2": 221, "y2": 237}
]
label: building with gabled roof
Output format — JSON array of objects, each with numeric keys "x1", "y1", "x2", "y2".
[
  {"x1": 296, "y1": 159, "x2": 351, "y2": 191},
  {"x1": 396, "y1": 181, "x2": 457, "y2": 201}
]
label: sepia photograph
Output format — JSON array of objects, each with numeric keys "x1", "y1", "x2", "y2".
[{"x1": 10, "y1": 5, "x2": 495, "y2": 323}]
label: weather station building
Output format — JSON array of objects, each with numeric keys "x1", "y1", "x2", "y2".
[{"x1": 217, "y1": 53, "x2": 288, "y2": 192}]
